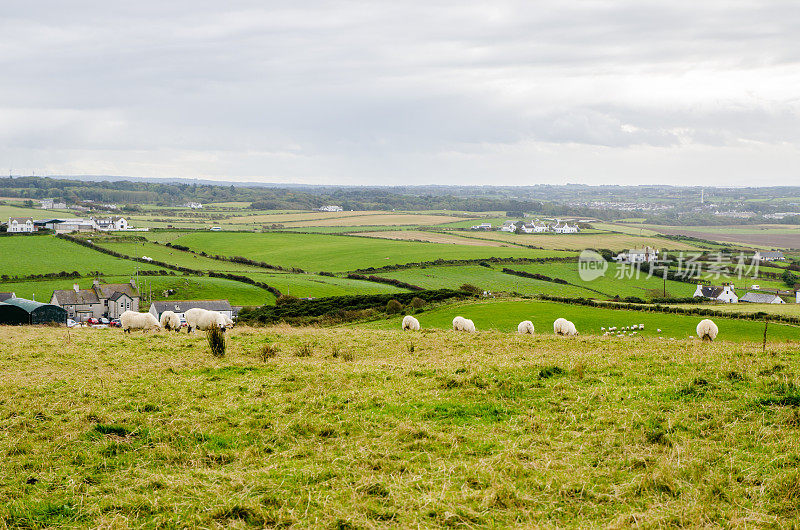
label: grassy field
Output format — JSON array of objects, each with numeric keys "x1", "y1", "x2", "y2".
[
  {"x1": 0, "y1": 236, "x2": 166, "y2": 277},
  {"x1": 245, "y1": 272, "x2": 406, "y2": 298},
  {"x1": 621, "y1": 223, "x2": 800, "y2": 249},
  {"x1": 2, "y1": 326, "x2": 800, "y2": 526},
  {"x1": 355, "y1": 230, "x2": 511, "y2": 246},
  {"x1": 363, "y1": 299, "x2": 800, "y2": 342},
  {"x1": 92, "y1": 240, "x2": 265, "y2": 274},
  {"x1": 144, "y1": 232, "x2": 574, "y2": 272},
  {"x1": 0, "y1": 275, "x2": 275, "y2": 308},
  {"x1": 668, "y1": 303, "x2": 800, "y2": 317}
]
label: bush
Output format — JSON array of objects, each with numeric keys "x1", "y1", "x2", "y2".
[
  {"x1": 459, "y1": 283, "x2": 482, "y2": 295},
  {"x1": 295, "y1": 343, "x2": 313, "y2": 357},
  {"x1": 259, "y1": 342, "x2": 279, "y2": 361},
  {"x1": 207, "y1": 327, "x2": 226, "y2": 358},
  {"x1": 276, "y1": 294, "x2": 299, "y2": 305},
  {"x1": 386, "y1": 299, "x2": 404, "y2": 314},
  {"x1": 410, "y1": 297, "x2": 426, "y2": 309}
]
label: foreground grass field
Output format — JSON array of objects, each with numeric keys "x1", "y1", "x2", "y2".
[
  {"x1": 2, "y1": 326, "x2": 800, "y2": 526},
  {"x1": 364, "y1": 299, "x2": 800, "y2": 342}
]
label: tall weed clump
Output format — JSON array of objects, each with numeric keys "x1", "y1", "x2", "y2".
[{"x1": 207, "y1": 327, "x2": 226, "y2": 358}]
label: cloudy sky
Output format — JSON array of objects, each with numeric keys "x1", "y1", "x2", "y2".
[{"x1": 2, "y1": 1, "x2": 799, "y2": 185}]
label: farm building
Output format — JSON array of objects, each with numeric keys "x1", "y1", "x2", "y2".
[
  {"x1": 0, "y1": 292, "x2": 16, "y2": 302},
  {"x1": 8, "y1": 217, "x2": 35, "y2": 233},
  {"x1": 0, "y1": 298, "x2": 67, "y2": 325},
  {"x1": 149, "y1": 300, "x2": 233, "y2": 322},
  {"x1": 317, "y1": 205, "x2": 343, "y2": 212},
  {"x1": 693, "y1": 283, "x2": 739, "y2": 303},
  {"x1": 740, "y1": 292, "x2": 785, "y2": 304},
  {"x1": 754, "y1": 251, "x2": 785, "y2": 262},
  {"x1": 51, "y1": 279, "x2": 139, "y2": 320},
  {"x1": 470, "y1": 223, "x2": 492, "y2": 230},
  {"x1": 615, "y1": 247, "x2": 659, "y2": 263}
]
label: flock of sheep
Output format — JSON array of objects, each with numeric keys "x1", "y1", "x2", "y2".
[
  {"x1": 119, "y1": 308, "x2": 234, "y2": 333},
  {"x1": 401, "y1": 315, "x2": 720, "y2": 341}
]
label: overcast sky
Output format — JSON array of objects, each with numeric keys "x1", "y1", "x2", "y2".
[{"x1": 2, "y1": 1, "x2": 800, "y2": 186}]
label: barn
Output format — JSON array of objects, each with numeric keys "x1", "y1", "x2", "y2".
[{"x1": 0, "y1": 298, "x2": 68, "y2": 325}]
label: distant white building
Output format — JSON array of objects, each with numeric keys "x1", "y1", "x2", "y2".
[
  {"x1": 317, "y1": 205, "x2": 343, "y2": 212},
  {"x1": 185, "y1": 202, "x2": 203, "y2": 209},
  {"x1": 740, "y1": 292, "x2": 785, "y2": 304},
  {"x1": 551, "y1": 220, "x2": 579, "y2": 233},
  {"x1": 693, "y1": 283, "x2": 739, "y2": 303},
  {"x1": 754, "y1": 251, "x2": 785, "y2": 262},
  {"x1": 615, "y1": 247, "x2": 659, "y2": 263},
  {"x1": 40, "y1": 199, "x2": 67, "y2": 210},
  {"x1": 500, "y1": 221, "x2": 517, "y2": 233},
  {"x1": 8, "y1": 217, "x2": 35, "y2": 233},
  {"x1": 91, "y1": 216, "x2": 128, "y2": 231},
  {"x1": 470, "y1": 223, "x2": 492, "y2": 230}
]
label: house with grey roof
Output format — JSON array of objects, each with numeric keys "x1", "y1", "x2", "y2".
[
  {"x1": 740, "y1": 292, "x2": 785, "y2": 304},
  {"x1": 149, "y1": 300, "x2": 233, "y2": 322},
  {"x1": 50, "y1": 279, "x2": 139, "y2": 320},
  {"x1": 8, "y1": 217, "x2": 35, "y2": 233},
  {"x1": 755, "y1": 251, "x2": 785, "y2": 262},
  {"x1": 693, "y1": 283, "x2": 739, "y2": 303}
]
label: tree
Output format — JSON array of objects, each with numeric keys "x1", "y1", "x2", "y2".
[
  {"x1": 781, "y1": 269, "x2": 799, "y2": 288},
  {"x1": 23, "y1": 199, "x2": 34, "y2": 208}
]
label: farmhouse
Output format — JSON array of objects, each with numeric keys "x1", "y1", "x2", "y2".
[
  {"x1": 8, "y1": 217, "x2": 35, "y2": 233},
  {"x1": 91, "y1": 216, "x2": 128, "y2": 231},
  {"x1": 615, "y1": 247, "x2": 659, "y2": 263},
  {"x1": 693, "y1": 283, "x2": 739, "y2": 303},
  {"x1": 551, "y1": 221, "x2": 580, "y2": 234},
  {"x1": 149, "y1": 300, "x2": 233, "y2": 322},
  {"x1": 470, "y1": 223, "x2": 492, "y2": 230},
  {"x1": 500, "y1": 221, "x2": 517, "y2": 233},
  {"x1": 754, "y1": 251, "x2": 785, "y2": 262},
  {"x1": 184, "y1": 202, "x2": 203, "y2": 209},
  {"x1": 317, "y1": 205, "x2": 343, "y2": 212},
  {"x1": 740, "y1": 292, "x2": 785, "y2": 304},
  {"x1": 50, "y1": 279, "x2": 139, "y2": 320},
  {"x1": 40, "y1": 199, "x2": 67, "y2": 209}
]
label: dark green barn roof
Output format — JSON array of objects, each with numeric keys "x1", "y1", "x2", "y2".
[{"x1": 0, "y1": 298, "x2": 67, "y2": 325}]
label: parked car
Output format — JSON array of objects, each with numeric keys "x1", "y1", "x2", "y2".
[
  {"x1": 87, "y1": 317, "x2": 99, "y2": 325},
  {"x1": 100, "y1": 317, "x2": 110, "y2": 324},
  {"x1": 66, "y1": 319, "x2": 78, "y2": 328},
  {"x1": 109, "y1": 319, "x2": 121, "y2": 328}
]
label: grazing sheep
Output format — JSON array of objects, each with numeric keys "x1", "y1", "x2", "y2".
[
  {"x1": 517, "y1": 320, "x2": 535, "y2": 335},
  {"x1": 461, "y1": 318, "x2": 476, "y2": 333},
  {"x1": 638, "y1": 324, "x2": 644, "y2": 330},
  {"x1": 223, "y1": 316, "x2": 235, "y2": 328},
  {"x1": 554, "y1": 318, "x2": 578, "y2": 336},
  {"x1": 601, "y1": 327, "x2": 606, "y2": 331},
  {"x1": 452, "y1": 316, "x2": 466, "y2": 331},
  {"x1": 185, "y1": 308, "x2": 227, "y2": 333},
  {"x1": 696, "y1": 319, "x2": 718, "y2": 342},
  {"x1": 120, "y1": 310, "x2": 160, "y2": 333},
  {"x1": 159, "y1": 310, "x2": 181, "y2": 332},
  {"x1": 657, "y1": 328, "x2": 662, "y2": 333},
  {"x1": 402, "y1": 315, "x2": 420, "y2": 331}
]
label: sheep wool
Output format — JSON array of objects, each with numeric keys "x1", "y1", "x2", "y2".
[
  {"x1": 402, "y1": 315, "x2": 420, "y2": 331},
  {"x1": 696, "y1": 319, "x2": 718, "y2": 342},
  {"x1": 461, "y1": 318, "x2": 476, "y2": 333},
  {"x1": 185, "y1": 308, "x2": 227, "y2": 333},
  {"x1": 452, "y1": 316, "x2": 466, "y2": 331},
  {"x1": 517, "y1": 320, "x2": 535, "y2": 335},
  {"x1": 120, "y1": 311, "x2": 160, "y2": 333},
  {"x1": 554, "y1": 318, "x2": 578, "y2": 336},
  {"x1": 159, "y1": 310, "x2": 181, "y2": 332}
]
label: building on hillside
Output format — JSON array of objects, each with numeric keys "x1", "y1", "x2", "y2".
[
  {"x1": 52, "y1": 219, "x2": 96, "y2": 233},
  {"x1": 551, "y1": 220, "x2": 580, "y2": 234},
  {"x1": 470, "y1": 223, "x2": 492, "y2": 230},
  {"x1": 0, "y1": 292, "x2": 16, "y2": 302},
  {"x1": 0, "y1": 298, "x2": 67, "y2": 325},
  {"x1": 149, "y1": 300, "x2": 233, "y2": 322},
  {"x1": 740, "y1": 292, "x2": 785, "y2": 304},
  {"x1": 693, "y1": 283, "x2": 739, "y2": 303},
  {"x1": 754, "y1": 251, "x2": 785, "y2": 262},
  {"x1": 531, "y1": 221, "x2": 549, "y2": 233},
  {"x1": 50, "y1": 279, "x2": 139, "y2": 320},
  {"x1": 91, "y1": 216, "x2": 128, "y2": 231},
  {"x1": 8, "y1": 217, "x2": 35, "y2": 233},
  {"x1": 615, "y1": 247, "x2": 659, "y2": 263},
  {"x1": 40, "y1": 199, "x2": 67, "y2": 209},
  {"x1": 184, "y1": 202, "x2": 203, "y2": 209},
  {"x1": 317, "y1": 205, "x2": 343, "y2": 212}
]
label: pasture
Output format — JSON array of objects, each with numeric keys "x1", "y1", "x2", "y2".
[
  {"x1": 462, "y1": 230, "x2": 704, "y2": 251},
  {"x1": 144, "y1": 231, "x2": 573, "y2": 272},
  {"x1": 621, "y1": 223, "x2": 800, "y2": 249},
  {"x1": 363, "y1": 299, "x2": 800, "y2": 342},
  {"x1": 355, "y1": 230, "x2": 511, "y2": 246},
  {"x1": 2, "y1": 326, "x2": 800, "y2": 526}
]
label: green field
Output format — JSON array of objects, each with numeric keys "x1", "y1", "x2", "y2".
[
  {"x1": 92, "y1": 239, "x2": 264, "y2": 273},
  {"x1": 245, "y1": 272, "x2": 406, "y2": 298},
  {"x1": 0, "y1": 236, "x2": 166, "y2": 277},
  {"x1": 3, "y1": 326, "x2": 800, "y2": 526},
  {"x1": 363, "y1": 299, "x2": 800, "y2": 342},
  {"x1": 144, "y1": 232, "x2": 574, "y2": 272}
]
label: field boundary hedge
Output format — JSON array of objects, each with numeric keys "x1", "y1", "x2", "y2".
[
  {"x1": 349, "y1": 256, "x2": 577, "y2": 274},
  {"x1": 536, "y1": 294, "x2": 800, "y2": 325},
  {"x1": 345, "y1": 273, "x2": 424, "y2": 291}
]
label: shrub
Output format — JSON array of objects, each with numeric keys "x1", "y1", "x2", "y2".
[
  {"x1": 207, "y1": 327, "x2": 226, "y2": 358},
  {"x1": 410, "y1": 297, "x2": 426, "y2": 309},
  {"x1": 259, "y1": 343, "x2": 279, "y2": 361},
  {"x1": 459, "y1": 283, "x2": 482, "y2": 295},
  {"x1": 276, "y1": 294, "x2": 299, "y2": 305},
  {"x1": 295, "y1": 343, "x2": 313, "y2": 357},
  {"x1": 386, "y1": 299, "x2": 404, "y2": 314}
]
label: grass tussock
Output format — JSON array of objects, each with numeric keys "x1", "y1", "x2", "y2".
[
  {"x1": 206, "y1": 326, "x2": 226, "y2": 358},
  {"x1": 1, "y1": 325, "x2": 800, "y2": 527}
]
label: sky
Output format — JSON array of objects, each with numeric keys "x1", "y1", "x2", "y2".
[{"x1": 2, "y1": 0, "x2": 800, "y2": 186}]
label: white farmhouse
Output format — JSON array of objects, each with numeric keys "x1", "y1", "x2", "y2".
[
  {"x1": 499, "y1": 221, "x2": 517, "y2": 233},
  {"x1": 693, "y1": 283, "x2": 739, "y2": 303},
  {"x1": 754, "y1": 251, "x2": 785, "y2": 262},
  {"x1": 8, "y1": 217, "x2": 35, "y2": 233},
  {"x1": 92, "y1": 216, "x2": 128, "y2": 231},
  {"x1": 615, "y1": 247, "x2": 659, "y2": 263},
  {"x1": 317, "y1": 205, "x2": 343, "y2": 212}
]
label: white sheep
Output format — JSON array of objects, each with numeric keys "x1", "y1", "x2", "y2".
[
  {"x1": 657, "y1": 328, "x2": 662, "y2": 333},
  {"x1": 452, "y1": 316, "x2": 466, "y2": 331},
  {"x1": 517, "y1": 320, "x2": 535, "y2": 335},
  {"x1": 461, "y1": 318, "x2": 476, "y2": 333},
  {"x1": 696, "y1": 319, "x2": 718, "y2": 342},
  {"x1": 223, "y1": 316, "x2": 235, "y2": 328},
  {"x1": 120, "y1": 310, "x2": 160, "y2": 333},
  {"x1": 553, "y1": 318, "x2": 578, "y2": 336},
  {"x1": 185, "y1": 308, "x2": 227, "y2": 333},
  {"x1": 159, "y1": 310, "x2": 181, "y2": 332},
  {"x1": 402, "y1": 315, "x2": 420, "y2": 331},
  {"x1": 638, "y1": 324, "x2": 644, "y2": 330}
]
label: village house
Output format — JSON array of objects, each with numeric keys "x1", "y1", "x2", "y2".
[
  {"x1": 50, "y1": 279, "x2": 139, "y2": 320},
  {"x1": 693, "y1": 283, "x2": 739, "y2": 303},
  {"x1": 499, "y1": 221, "x2": 517, "y2": 233},
  {"x1": 754, "y1": 251, "x2": 785, "y2": 262},
  {"x1": 317, "y1": 205, "x2": 343, "y2": 212},
  {"x1": 91, "y1": 216, "x2": 128, "y2": 231},
  {"x1": 7, "y1": 217, "x2": 35, "y2": 233},
  {"x1": 184, "y1": 202, "x2": 203, "y2": 209},
  {"x1": 615, "y1": 247, "x2": 659, "y2": 264},
  {"x1": 149, "y1": 300, "x2": 233, "y2": 323},
  {"x1": 40, "y1": 199, "x2": 67, "y2": 209},
  {"x1": 470, "y1": 223, "x2": 492, "y2": 230},
  {"x1": 551, "y1": 220, "x2": 580, "y2": 234},
  {"x1": 740, "y1": 292, "x2": 785, "y2": 304}
]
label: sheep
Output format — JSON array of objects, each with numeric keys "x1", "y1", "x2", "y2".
[
  {"x1": 223, "y1": 316, "x2": 235, "y2": 328},
  {"x1": 517, "y1": 320, "x2": 535, "y2": 335},
  {"x1": 657, "y1": 328, "x2": 662, "y2": 333},
  {"x1": 601, "y1": 327, "x2": 605, "y2": 331},
  {"x1": 402, "y1": 315, "x2": 420, "y2": 331},
  {"x1": 159, "y1": 310, "x2": 181, "y2": 332},
  {"x1": 638, "y1": 324, "x2": 644, "y2": 330},
  {"x1": 452, "y1": 316, "x2": 466, "y2": 331},
  {"x1": 696, "y1": 319, "x2": 718, "y2": 342},
  {"x1": 185, "y1": 308, "x2": 227, "y2": 333},
  {"x1": 553, "y1": 318, "x2": 578, "y2": 336},
  {"x1": 461, "y1": 318, "x2": 476, "y2": 333},
  {"x1": 120, "y1": 310, "x2": 160, "y2": 333}
]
